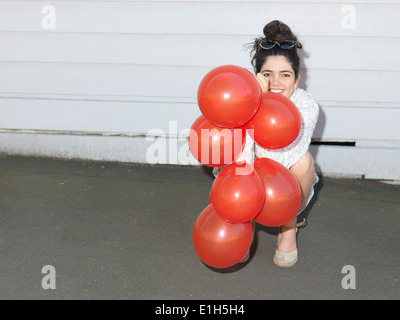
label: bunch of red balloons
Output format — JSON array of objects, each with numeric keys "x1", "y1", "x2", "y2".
[{"x1": 189, "y1": 65, "x2": 303, "y2": 268}]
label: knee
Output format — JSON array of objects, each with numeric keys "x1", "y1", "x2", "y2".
[
  {"x1": 292, "y1": 151, "x2": 315, "y2": 175},
  {"x1": 303, "y1": 152, "x2": 315, "y2": 173}
]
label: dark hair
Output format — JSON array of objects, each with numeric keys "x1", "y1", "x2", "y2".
[{"x1": 249, "y1": 20, "x2": 302, "y2": 79}]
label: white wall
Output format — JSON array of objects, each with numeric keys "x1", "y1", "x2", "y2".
[{"x1": 0, "y1": 0, "x2": 399, "y2": 180}]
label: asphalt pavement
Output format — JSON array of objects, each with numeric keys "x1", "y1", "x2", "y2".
[{"x1": 0, "y1": 155, "x2": 399, "y2": 300}]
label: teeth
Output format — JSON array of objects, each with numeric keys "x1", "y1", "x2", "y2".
[{"x1": 270, "y1": 90, "x2": 283, "y2": 93}]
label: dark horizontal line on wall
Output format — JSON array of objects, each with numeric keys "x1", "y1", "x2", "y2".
[{"x1": 311, "y1": 139, "x2": 356, "y2": 147}]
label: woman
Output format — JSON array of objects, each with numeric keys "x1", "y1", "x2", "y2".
[{"x1": 227, "y1": 20, "x2": 319, "y2": 268}]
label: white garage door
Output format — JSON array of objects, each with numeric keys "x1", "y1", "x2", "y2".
[{"x1": 0, "y1": 0, "x2": 399, "y2": 180}]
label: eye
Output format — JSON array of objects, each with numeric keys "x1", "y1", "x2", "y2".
[
  {"x1": 282, "y1": 73, "x2": 292, "y2": 78},
  {"x1": 262, "y1": 72, "x2": 271, "y2": 77}
]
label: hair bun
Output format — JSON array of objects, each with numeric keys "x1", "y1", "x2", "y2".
[{"x1": 263, "y1": 20, "x2": 297, "y2": 42}]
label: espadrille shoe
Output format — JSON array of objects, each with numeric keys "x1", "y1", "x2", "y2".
[{"x1": 273, "y1": 219, "x2": 306, "y2": 268}]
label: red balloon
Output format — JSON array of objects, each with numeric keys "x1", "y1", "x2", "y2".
[
  {"x1": 192, "y1": 204, "x2": 253, "y2": 268},
  {"x1": 197, "y1": 65, "x2": 262, "y2": 128},
  {"x1": 246, "y1": 92, "x2": 301, "y2": 149},
  {"x1": 210, "y1": 162, "x2": 265, "y2": 223},
  {"x1": 188, "y1": 115, "x2": 246, "y2": 167},
  {"x1": 253, "y1": 158, "x2": 301, "y2": 227}
]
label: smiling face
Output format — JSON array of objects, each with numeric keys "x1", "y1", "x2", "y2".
[{"x1": 260, "y1": 55, "x2": 301, "y2": 98}]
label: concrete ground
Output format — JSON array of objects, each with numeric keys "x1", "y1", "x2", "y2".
[{"x1": 0, "y1": 155, "x2": 399, "y2": 300}]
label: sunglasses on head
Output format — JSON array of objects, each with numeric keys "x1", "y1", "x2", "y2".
[{"x1": 259, "y1": 40, "x2": 297, "y2": 50}]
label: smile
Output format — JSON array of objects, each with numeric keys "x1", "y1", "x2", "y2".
[{"x1": 270, "y1": 89, "x2": 284, "y2": 94}]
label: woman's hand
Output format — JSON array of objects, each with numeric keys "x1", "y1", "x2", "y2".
[{"x1": 256, "y1": 73, "x2": 269, "y2": 93}]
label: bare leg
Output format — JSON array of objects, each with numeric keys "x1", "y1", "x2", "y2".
[
  {"x1": 290, "y1": 151, "x2": 316, "y2": 212},
  {"x1": 277, "y1": 151, "x2": 315, "y2": 252}
]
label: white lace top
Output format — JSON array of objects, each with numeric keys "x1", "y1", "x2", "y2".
[{"x1": 236, "y1": 88, "x2": 320, "y2": 168}]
